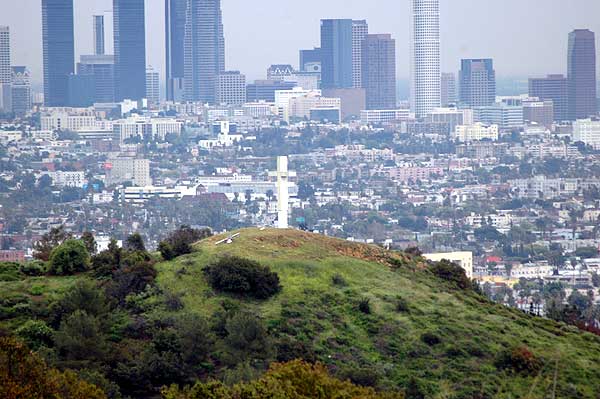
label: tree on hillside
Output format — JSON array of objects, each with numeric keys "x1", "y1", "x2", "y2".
[
  {"x1": 33, "y1": 225, "x2": 72, "y2": 261},
  {"x1": 48, "y1": 239, "x2": 91, "y2": 275},
  {"x1": 124, "y1": 233, "x2": 146, "y2": 252}
]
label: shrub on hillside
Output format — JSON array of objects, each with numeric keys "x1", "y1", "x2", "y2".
[
  {"x1": 358, "y1": 298, "x2": 372, "y2": 314},
  {"x1": 15, "y1": 319, "x2": 54, "y2": 350},
  {"x1": 0, "y1": 337, "x2": 106, "y2": 399},
  {"x1": 161, "y1": 360, "x2": 404, "y2": 399},
  {"x1": 0, "y1": 262, "x2": 23, "y2": 282},
  {"x1": 421, "y1": 332, "x2": 442, "y2": 346},
  {"x1": 495, "y1": 345, "x2": 542, "y2": 375},
  {"x1": 429, "y1": 259, "x2": 471, "y2": 289},
  {"x1": 159, "y1": 226, "x2": 212, "y2": 260},
  {"x1": 48, "y1": 239, "x2": 90, "y2": 275},
  {"x1": 19, "y1": 260, "x2": 47, "y2": 276},
  {"x1": 203, "y1": 256, "x2": 281, "y2": 299}
]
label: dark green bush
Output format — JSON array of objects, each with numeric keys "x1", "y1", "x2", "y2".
[
  {"x1": 358, "y1": 298, "x2": 371, "y2": 314},
  {"x1": 331, "y1": 273, "x2": 347, "y2": 287},
  {"x1": 20, "y1": 260, "x2": 47, "y2": 276},
  {"x1": 421, "y1": 331, "x2": 442, "y2": 346},
  {"x1": 16, "y1": 319, "x2": 54, "y2": 350},
  {"x1": 0, "y1": 262, "x2": 23, "y2": 281},
  {"x1": 429, "y1": 259, "x2": 471, "y2": 289},
  {"x1": 203, "y1": 256, "x2": 281, "y2": 300},
  {"x1": 48, "y1": 239, "x2": 90, "y2": 275},
  {"x1": 159, "y1": 226, "x2": 211, "y2": 260},
  {"x1": 395, "y1": 296, "x2": 410, "y2": 312}
]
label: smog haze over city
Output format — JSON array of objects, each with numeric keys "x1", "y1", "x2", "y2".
[{"x1": 1, "y1": 1, "x2": 600, "y2": 399}]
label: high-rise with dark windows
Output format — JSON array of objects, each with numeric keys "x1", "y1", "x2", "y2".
[
  {"x1": 93, "y1": 15, "x2": 105, "y2": 55},
  {"x1": 568, "y1": 29, "x2": 597, "y2": 120},
  {"x1": 42, "y1": 0, "x2": 74, "y2": 106},
  {"x1": 362, "y1": 34, "x2": 396, "y2": 110},
  {"x1": 113, "y1": 0, "x2": 146, "y2": 101},
  {"x1": 184, "y1": 0, "x2": 225, "y2": 104},
  {"x1": 320, "y1": 19, "x2": 353, "y2": 89},
  {"x1": 166, "y1": 0, "x2": 187, "y2": 102},
  {"x1": 459, "y1": 59, "x2": 496, "y2": 107},
  {"x1": 529, "y1": 74, "x2": 568, "y2": 122}
]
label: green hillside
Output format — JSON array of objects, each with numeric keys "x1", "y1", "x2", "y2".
[
  {"x1": 154, "y1": 228, "x2": 600, "y2": 398},
  {"x1": 2, "y1": 228, "x2": 600, "y2": 398}
]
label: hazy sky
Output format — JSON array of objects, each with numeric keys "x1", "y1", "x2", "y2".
[{"x1": 2, "y1": 0, "x2": 599, "y2": 87}]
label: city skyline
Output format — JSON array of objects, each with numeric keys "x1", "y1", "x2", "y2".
[{"x1": 1, "y1": 0, "x2": 600, "y2": 88}]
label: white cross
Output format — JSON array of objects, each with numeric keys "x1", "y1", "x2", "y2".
[{"x1": 268, "y1": 156, "x2": 296, "y2": 229}]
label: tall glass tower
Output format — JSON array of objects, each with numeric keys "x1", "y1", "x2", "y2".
[
  {"x1": 320, "y1": 19, "x2": 353, "y2": 89},
  {"x1": 166, "y1": 0, "x2": 187, "y2": 102},
  {"x1": 93, "y1": 15, "x2": 105, "y2": 56},
  {"x1": 42, "y1": 0, "x2": 74, "y2": 107},
  {"x1": 113, "y1": 0, "x2": 146, "y2": 101},
  {"x1": 459, "y1": 59, "x2": 496, "y2": 107},
  {"x1": 184, "y1": 0, "x2": 225, "y2": 104},
  {"x1": 568, "y1": 29, "x2": 597, "y2": 120},
  {"x1": 410, "y1": 0, "x2": 440, "y2": 117}
]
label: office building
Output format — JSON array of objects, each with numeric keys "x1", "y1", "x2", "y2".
[
  {"x1": 362, "y1": 34, "x2": 396, "y2": 110},
  {"x1": 215, "y1": 71, "x2": 246, "y2": 105},
  {"x1": 474, "y1": 103, "x2": 524, "y2": 130},
  {"x1": 523, "y1": 99, "x2": 554, "y2": 128},
  {"x1": 77, "y1": 55, "x2": 115, "y2": 103},
  {"x1": 441, "y1": 72, "x2": 457, "y2": 106},
  {"x1": 0, "y1": 27, "x2": 9, "y2": 86},
  {"x1": 247, "y1": 80, "x2": 295, "y2": 102},
  {"x1": 288, "y1": 92, "x2": 341, "y2": 121},
  {"x1": 573, "y1": 119, "x2": 600, "y2": 150},
  {"x1": 426, "y1": 107, "x2": 473, "y2": 131},
  {"x1": 113, "y1": 0, "x2": 146, "y2": 101},
  {"x1": 42, "y1": 0, "x2": 75, "y2": 106},
  {"x1": 165, "y1": 0, "x2": 186, "y2": 102},
  {"x1": 568, "y1": 29, "x2": 597, "y2": 120},
  {"x1": 106, "y1": 157, "x2": 151, "y2": 187},
  {"x1": 267, "y1": 64, "x2": 294, "y2": 81},
  {"x1": 93, "y1": 15, "x2": 105, "y2": 55},
  {"x1": 113, "y1": 116, "x2": 183, "y2": 143},
  {"x1": 352, "y1": 20, "x2": 368, "y2": 89},
  {"x1": 146, "y1": 66, "x2": 160, "y2": 105},
  {"x1": 410, "y1": 0, "x2": 441, "y2": 116},
  {"x1": 275, "y1": 87, "x2": 321, "y2": 121},
  {"x1": 322, "y1": 88, "x2": 366, "y2": 120},
  {"x1": 0, "y1": 26, "x2": 10, "y2": 112},
  {"x1": 529, "y1": 74, "x2": 568, "y2": 122},
  {"x1": 459, "y1": 59, "x2": 496, "y2": 107},
  {"x1": 320, "y1": 19, "x2": 353, "y2": 89},
  {"x1": 424, "y1": 252, "x2": 473, "y2": 278},
  {"x1": 184, "y1": 0, "x2": 225, "y2": 103},
  {"x1": 11, "y1": 67, "x2": 32, "y2": 116},
  {"x1": 67, "y1": 74, "x2": 95, "y2": 107},
  {"x1": 299, "y1": 48, "x2": 321, "y2": 72},
  {"x1": 283, "y1": 72, "x2": 320, "y2": 90},
  {"x1": 360, "y1": 109, "x2": 412, "y2": 124},
  {"x1": 454, "y1": 123, "x2": 499, "y2": 142}
]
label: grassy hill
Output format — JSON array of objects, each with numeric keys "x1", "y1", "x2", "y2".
[
  {"x1": 152, "y1": 228, "x2": 600, "y2": 398},
  {"x1": 2, "y1": 228, "x2": 600, "y2": 398}
]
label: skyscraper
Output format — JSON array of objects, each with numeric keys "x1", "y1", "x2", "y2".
[
  {"x1": 352, "y1": 20, "x2": 368, "y2": 89},
  {"x1": 113, "y1": 0, "x2": 146, "y2": 101},
  {"x1": 441, "y1": 72, "x2": 457, "y2": 107},
  {"x1": 146, "y1": 66, "x2": 160, "y2": 105},
  {"x1": 184, "y1": 0, "x2": 225, "y2": 104},
  {"x1": 11, "y1": 66, "x2": 32, "y2": 116},
  {"x1": 0, "y1": 27, "x2": 10, "y2": 85},
  {"x1": 320, "y1": 19, "x2": 353, "y2": 89},
  {"x1": 568, "y1": 29, "x2": 597, "y2": 120},
  {"x1": 299, "y1": 48, "x2": 321, "y2": 72},
  {"x1": 529, "y1": 74, "x2": 568, "y2": 122},
  {"x1": 93, "y1": 15, "x2": 105, "y2": 55},
  {"x1": 459, "y1": 59, "x2": 496, "y2": 107},
  {"x1": 77, "y1": 55, "x2": 115, "y2": 103},
  {"x1": 0, "y1": 26, "x2": 10, "y2": 112},
  {"x1": 42, "y1": 0, "x2": 75, "y2": 107},
  {"x1": 165, "y1": 0, "x2": 187, "y2": 102},
  {"x1": 362, "y1": 34, "x2": 396, "y2": 110},
  {"x1": 410, "y1": 0, "x2": 441, "y2": 116}
]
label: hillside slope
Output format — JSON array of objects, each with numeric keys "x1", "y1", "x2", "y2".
[{"x1": 150, "y1": 228, "x2": 600, "y2": 398}]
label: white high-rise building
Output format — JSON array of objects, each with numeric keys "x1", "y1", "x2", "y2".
[
  {"x1": 146, "y1": 66, "x2": 160, "y2": 105},
  {"x1": 573, "y1": 119, "x2": 600, "y2": 150},
  {"x1": 215, "y1": 71, "x2": 246, "y2": 106},
  {"x1": 0, "y1": 26, "x2": 11, "y2": 112},
  {"x1": 352, "y1": 20, "x2": 368, "y2": 89},
  {"x1": 410, "y1": 0, "x2": 441, "y2": 117}
]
